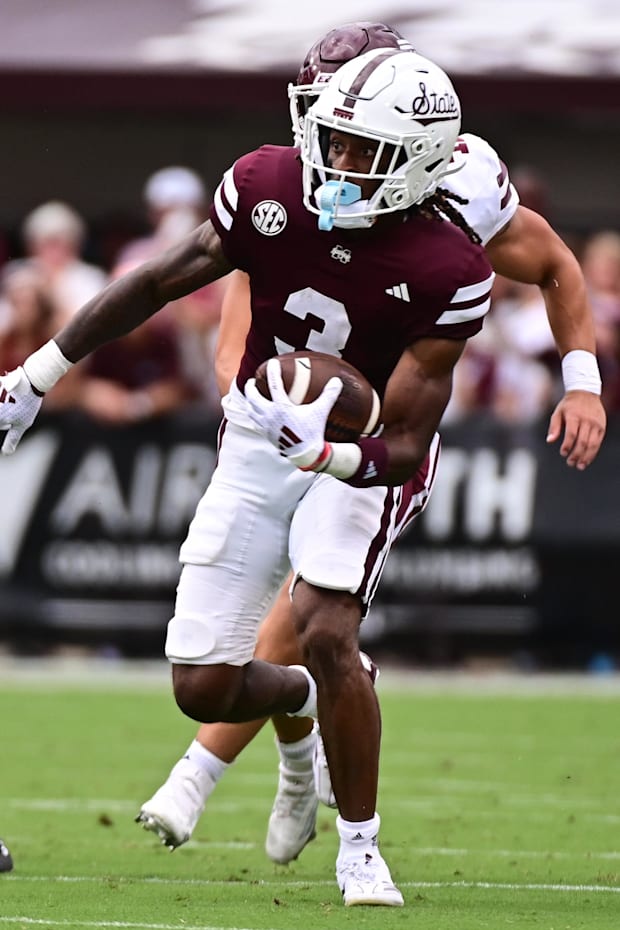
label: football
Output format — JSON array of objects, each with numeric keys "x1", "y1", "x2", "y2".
[{"x1": 255, "y1": 351, "x2": 381, "y2": 443}]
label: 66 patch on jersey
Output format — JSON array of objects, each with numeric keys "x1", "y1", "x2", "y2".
[{"x1": 252, "y1": 200, "x2": 287, "y2": 236}]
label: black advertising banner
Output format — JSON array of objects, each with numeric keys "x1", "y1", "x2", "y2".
[
  {"x1": 1, "y1": 410, "x2": 619, "y2": 652},
  {"x1": 0, "y1": 410, "x2": 218, "y2": 649}
]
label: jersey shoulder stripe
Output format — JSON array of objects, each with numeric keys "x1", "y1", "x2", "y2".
[
  {"x1": 213, "y1": 166, "x2": 239, "y2": 231},
  {"x1": 435, "y1": 271, "x2": 495, "y2": 325},
  {"x1": 211, "y1": 146, "x2": 291, "y2": 241}
]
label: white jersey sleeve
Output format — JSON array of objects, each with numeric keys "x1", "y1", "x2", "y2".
[{"x1": 442, "y1": 133, "x2": 520, "y2": 245}]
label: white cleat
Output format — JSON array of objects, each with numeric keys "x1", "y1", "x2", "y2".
[
  {"x1": 265, "y1": 764, "x2": 318, "y2": 864},
  {"x1": 0, "y1": 838, "x2": 13, "y2": 872},
  {"x1": 135, "y1": 756, "x2": 213, "y2": 849},
  {"x1": 337, "y1": 851, "x2": 404, "y2": 907},
  {"x1": 313, "y1": 651, "x2": 380, "y2": 809},
  {"x1": 312, "y1": 723, "x2": 337, "y2": 808}
]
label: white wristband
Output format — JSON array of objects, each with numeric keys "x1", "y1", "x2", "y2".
[
  {"x1": 561, "y1": 350, "x2": 602, "y2": 395},
  {"x1": 23, "y1": 339, "x2": 74, "y2": 394}
]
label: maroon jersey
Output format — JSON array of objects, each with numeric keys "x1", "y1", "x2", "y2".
[{"x1": 211, "y1": 145, "x2": 494, "y2": 397}]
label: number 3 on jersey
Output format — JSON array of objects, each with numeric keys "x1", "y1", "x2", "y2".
[{"x1": 274, "y1": 287, "x2": 352, "y2": 358}]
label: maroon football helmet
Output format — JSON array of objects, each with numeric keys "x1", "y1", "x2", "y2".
[{"x1": 288, "y1": 22, "x2": 414, "y2": 142}]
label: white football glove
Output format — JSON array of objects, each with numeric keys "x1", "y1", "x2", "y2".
[
  {"x1": 244, "y1": 358, "x2": 343, "y2": 469},
  {"x1": 0, "y1": 367, "x2": 44, "y2": 454}
]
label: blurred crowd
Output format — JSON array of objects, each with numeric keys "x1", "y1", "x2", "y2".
[
  {"x1": 0, "y1": 166, "x2": 228, "y2": 427},
  {"x1": 1, "y1": 164, "x2": 619, "y2": 428}
]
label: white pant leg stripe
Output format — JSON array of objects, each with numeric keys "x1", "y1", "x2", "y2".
[
  {"x1": 358, "y1": 433, "x2": 441, "y2": 611},
  {"x1": 359, "y1": 485, "x2": 402, "y2": 612}
]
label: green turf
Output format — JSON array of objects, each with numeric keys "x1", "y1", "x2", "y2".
[{"x1": 1, "y1": 668, "x2": 619, "y2": 929}]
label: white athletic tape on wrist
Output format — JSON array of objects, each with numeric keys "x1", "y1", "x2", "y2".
[
  {"x1": 561, "y1": 349, "x2": 602, "y2": 395},
  {"x1": 299, "y1": 441, "x2": 362, "y2": 478},
  {"x1": 320, "y1": 442, "x2": 362, "y2": 478},
  {"x1": 22, "y1": 339, "x2": 74, "y2": 394}
]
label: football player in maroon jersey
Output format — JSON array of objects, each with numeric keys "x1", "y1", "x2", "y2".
[
  {"x1": 0, "y1": 48, "x2": 492, "y2": 907},
  {"x1": 134, "y1": 20, "x2": 607, "y2": 873},
  {"x1": 0, "y1": 43, "x2": 605, "y2": 907}
]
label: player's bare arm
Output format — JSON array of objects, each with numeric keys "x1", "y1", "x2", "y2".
[
  {"x1": 379, "y1": 337, "x2": 466, "y2": 484},
  {"x1": 214, "y1": 270, "x2": 251, "y2": 395},
  {"x1": 487, "y1": 206, "x2": 595, "y2": 353},
  {"x1": 486, "y1": 205, "x2": 606, "y2": 469},
  {"x1": 57, "y1": 220, "x2": 233, "y2": 363}
]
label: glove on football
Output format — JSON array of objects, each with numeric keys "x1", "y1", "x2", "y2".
[
  {"x1": 244, "y1": 358, "x2": 342, "y2": 469},
  {"x1": 0, "y1": 367, "x2": 44, "y2": 454}
]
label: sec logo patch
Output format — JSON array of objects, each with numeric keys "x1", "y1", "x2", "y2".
[{"x1": 251, "y1": 200, "x2": 287, "y2": 236}]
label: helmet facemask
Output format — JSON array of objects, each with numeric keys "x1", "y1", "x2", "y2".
[{"x1": 303, "y1": 117, "x2": 444, "y2": 230}]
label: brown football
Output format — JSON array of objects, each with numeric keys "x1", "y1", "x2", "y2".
[{"x1": 255, "y1": 351, "x2": 381, "y2": 443}]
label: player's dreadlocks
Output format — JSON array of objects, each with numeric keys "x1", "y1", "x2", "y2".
[{"x1": 415, "y1": 187, "x2": 482, "y2": 245}]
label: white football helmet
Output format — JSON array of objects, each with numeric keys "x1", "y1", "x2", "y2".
[
  {"x1": 288, "y1": 22, "x2": 415, "y2": 146},
  {"x1": 301, "y1": 49, "x2": 461, "y2": 230}
]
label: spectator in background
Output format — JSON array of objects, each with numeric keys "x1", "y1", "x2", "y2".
[
  {"x1": 3, "y1": 189, "x2": 202, "y2": 426},
  {"x1": 76, "y1": 263, "x2": 195, "y2": 426},
  {"x1": 20, "y1": 201, "x2": 108, "y2": 324},
  {"x1": 0, "y1": 263, "x2": 56, "y2": 368},
  {"x1": 0, "y1": 262, "x2": 79, "y2": 409},
  {"x1": 440, "y1": 333, "x2": 497, "y2": 424},
  {"x1": 442, "y1": 280, "x2": 557, "y2": 427},
  {"x1": 117, "y1": 165, "x2": 209, "y2": 267},
  {"x1": 488, "y1": 280, "x2": 558, "y2": 423},
  {"x1": 579, "y1": 230, "x2": 620, "y2": 413},
  {"x1": 77, "y1": 319, "x2": 193, "y2": 425},
  {"x1": 116, "y1": 166, "x2": 228, "y2": 417}
]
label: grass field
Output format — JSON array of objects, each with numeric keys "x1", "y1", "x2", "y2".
[{"x1": 1, "y1": 661, "x2": 619, "y2": 930}]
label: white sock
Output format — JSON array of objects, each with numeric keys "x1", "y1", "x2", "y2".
[
  {"x1": 183, "y1": 739, "x2": 230, "y2": 784},
  {"x1": 287, "y1": 665, "x2": 318, "y2": 718},
  {"x1": 337, "y1": 812, "x2": 381, "y2": 857},
  {"x1": 276, "y1": 729, "x2": 316, "y2": 775}
]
